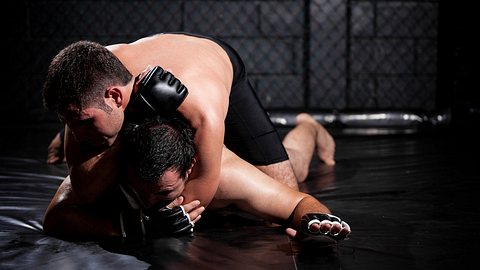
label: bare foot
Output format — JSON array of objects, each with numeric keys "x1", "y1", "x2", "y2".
[
  {"x1": 47, "y1": 132, "x2": 66, "y2": 164},
  {"x1": 296, "y1": 113, "x2": 336, "y2": 166}
]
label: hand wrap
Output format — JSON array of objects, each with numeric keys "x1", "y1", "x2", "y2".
[
  {"x1": 300, "y1": 213, "x2": 351, "y2": 240},
  {"x1": 126, "y1": 66, "x2": 188, "y2": 123},
  {"x1": 118, "y1": 184, "x2": 194, "y2": 238}
]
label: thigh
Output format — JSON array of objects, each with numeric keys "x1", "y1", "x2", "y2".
[{"x1": 224, "y1": 79, "x2": 288, "y2": 165}]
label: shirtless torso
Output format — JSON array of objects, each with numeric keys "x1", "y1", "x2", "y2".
[{"x1": 109, "y1": 33, "x2": 234, "y2": 207}]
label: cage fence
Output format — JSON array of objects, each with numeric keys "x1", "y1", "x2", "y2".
[{"x1": 8, "y1": 0, "x2": 442, "y2": 129}]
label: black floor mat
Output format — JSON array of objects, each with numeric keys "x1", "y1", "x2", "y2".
[{"x1": 1, "y1": 124, "x2": 479, "y2": 269}]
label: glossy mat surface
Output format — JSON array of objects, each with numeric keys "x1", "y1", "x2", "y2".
[{"x1": 1, "y1": 124, "x2": 479, "y2": 269}]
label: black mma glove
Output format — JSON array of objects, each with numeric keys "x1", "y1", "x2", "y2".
[
  {"x1": 300, "y1": 213, "x2": 351, "y2": 240},
  {"x1": 126, "y1": 66, "x2": 188, "y2": 123},
  {"x1": 119, "y1": 205, "x2": 194, "y2": 238},
  {"x1": 118, "y1": 184, "x2": 194, "y2": 238}
]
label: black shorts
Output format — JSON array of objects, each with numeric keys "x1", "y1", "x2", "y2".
[{"x1": 168, "y1": 32, "x2": 289, "y2": 165}]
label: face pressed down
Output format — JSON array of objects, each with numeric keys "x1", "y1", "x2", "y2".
[{"x1": 127, "y1": 166, "x2": 188, "y2": 209}]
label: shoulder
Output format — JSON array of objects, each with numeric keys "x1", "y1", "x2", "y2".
[{"x1": 106, "y1": 43, "x2": 128, "y2": 54}]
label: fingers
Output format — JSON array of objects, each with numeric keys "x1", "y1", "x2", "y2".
[
  {"x1": 338, "y1": 221, "x2": 351, "y2": 239},
  {"x1": 170, "y1": 196, "x2": 204, "y2": 225},
  {"x1": 165, "y1": 196, "x2": 184, "y2": 209},
  {"x1": 310, "y1": 220, "x2": 351, "y2": 240},
  {"x1": 285, "y1": 228, "x2": 299, "y2": 238},
  {"x1": 183, "y1": 200, "x2": 204, "y2": 225},
  {"x1": 165, "y1": 196, "x2": 205, "y2": 226}
]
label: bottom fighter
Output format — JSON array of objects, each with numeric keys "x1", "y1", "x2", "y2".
[{"x1": 43, "y1": 113, "x2": 351, "y2": 241}]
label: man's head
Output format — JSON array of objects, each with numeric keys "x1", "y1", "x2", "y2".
[
  {"x1": 124, "y1": 115, "x2": 196, "y2": 208},
  {"x1": 42, "y1": 41, "x2": 133, "y2": 146}
]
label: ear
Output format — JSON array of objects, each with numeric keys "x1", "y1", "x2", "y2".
[
  {"x1": 186, "y1": 158, "x2": 196, "y2": 178},
  {"x1": 105, "y1": 87, "x2": 124, "y2": 108}
]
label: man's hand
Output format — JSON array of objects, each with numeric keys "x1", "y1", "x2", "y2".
[
  {"x1": 140, "y1": 196, "x2": 205, "y2": 237},
  {"x1": 165, "y1": 196, "x2": 204, "y2": 226},
  {"x1": 119, "y1": 187, "x2": 205, "y2": 238},
  {"x1": 285, "y1": 213, "x2": 351, "y2": 241},
  {"x1": 126, "y1": 65, "x2": 188, "y2": 123}
]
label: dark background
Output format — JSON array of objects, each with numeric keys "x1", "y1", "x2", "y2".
[
  {"x1": 2, "y1": 0, "x2": 478, "y2": 128},
  {"x1": 1, "y1": 2, "x2": 480, "y2": 269}
]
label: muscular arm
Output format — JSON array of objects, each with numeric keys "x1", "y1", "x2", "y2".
[
  {"x1": 212, "y1": 148, "x2": 350, "y2": 240},
  {"x1": 212, "y1": 148, "x2": 328, "y2": 224},
  {"x1": 65, "y1": 125, "x2": 124, "y2": 204},
  {"x1": 43, "y1": 176, "x2": 121, "y2": 240},
  {"x1": 212, "y1": 148, "x2": 341, "y2": 233},
  {"x1": 178, "y1": 82, "x2": 228, "y2": 209}
]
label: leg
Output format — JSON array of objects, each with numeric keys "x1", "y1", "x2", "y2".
[
  {"x1": 46, "y1": 127, "x2": 66, "y2": 164},
  {"x1": 43, "y1": 176, "x2": 121, "y2": 240},
  {"x1": 282, "y1": 113, "x2": 336, "y2": 183},
  {"x1": 221, "y1": 43, "x2": 300, "y2": 190}
]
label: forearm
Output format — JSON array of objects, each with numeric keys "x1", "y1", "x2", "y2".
[
  {"x1": 182, "y1": 118, "x2": 223, "y2": 207},
  {"x1": 43, "y1": 178, "x2": 122, "y2": 240},
  {"x1": 66, "y1": 134, "x2": 124, "y2": 204},
  {"x1": 69, "y1": 151, "x2": 122, "y2": 204},
  {"x1": 182, "y1": 175, "x2": 218, "y2": 208},
  {"x1": 43, "y1": 203, "x2": 121, "y2": 240}
]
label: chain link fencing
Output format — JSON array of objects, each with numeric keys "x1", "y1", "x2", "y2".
[{"x1": 6, "y1": 0, "x2": 439, "y2": 124}]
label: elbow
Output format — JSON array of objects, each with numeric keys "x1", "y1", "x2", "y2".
[
  {"x1": 42, "y1": 204, "x2": 64, "y2": 238},
  {"x1": 42, "y1": 201, "x2": 79, "y2": 241}
]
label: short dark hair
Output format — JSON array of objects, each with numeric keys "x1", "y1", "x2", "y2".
[
  {"x1": 124, "y1": 115, "x2": 196, "y2": 183},
  {"x1": 42, "y1": 40, "x2": 133, "y2": 112}
]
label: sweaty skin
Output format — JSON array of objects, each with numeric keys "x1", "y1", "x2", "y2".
[
  {"x1": 44, "y1": 112, "x2": 346, "y2": 240},
  {"x1": 63, "y1": 34, "x2": 233, "y2": 209},
  {"x1": 109, "y1": 34, "x2": 233, "y2": 208},
  {"x1": 43, "y1": 32, "x2": 340, "y2": 239},
  {"x1": 45, "y1": 144, "x2": 348, "y2": 240}
]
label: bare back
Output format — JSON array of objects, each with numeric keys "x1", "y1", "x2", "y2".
[{"x1": 107, "y1": 33, "x2": 234, "y2": 102}]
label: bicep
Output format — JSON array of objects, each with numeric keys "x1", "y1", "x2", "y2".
[{"x1": 178, "y1": 83, "x2": 229, "y2": 204}]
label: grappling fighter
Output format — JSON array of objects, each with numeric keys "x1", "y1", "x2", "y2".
[{"x1": 42, "y1": 32, "x2": 339, "y2": 239}]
